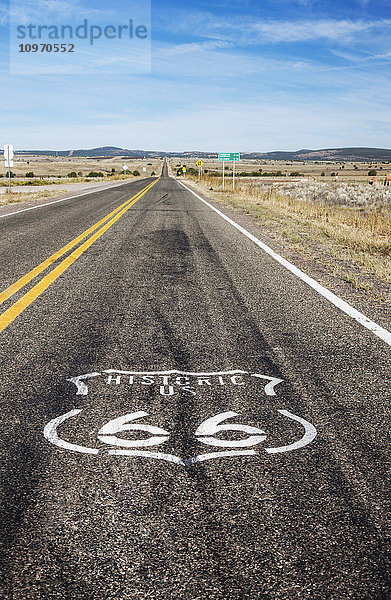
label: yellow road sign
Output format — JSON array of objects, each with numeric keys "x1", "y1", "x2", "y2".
[{"x1": 196, "y1": 160, "x2": 204, "y2": 167}]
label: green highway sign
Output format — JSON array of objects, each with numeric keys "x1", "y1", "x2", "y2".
[
  {"x1": 219, "y1": 152, "x2": 240, "y2": 161},
  {"x1": 219, "y1": 152, "x2": 240, "y2": 191}
]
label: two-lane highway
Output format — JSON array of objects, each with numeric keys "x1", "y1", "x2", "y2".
[{"x1": 0, "y1": 160, "x2": 390, "y2": 599}]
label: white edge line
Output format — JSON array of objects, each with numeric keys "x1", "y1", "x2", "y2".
[
  {"x1": 0, "y1": 179, "x2": 148, "y2": 219},
  {"x1": 178, "y1": 180, "x2": 391, "y2": 348}
]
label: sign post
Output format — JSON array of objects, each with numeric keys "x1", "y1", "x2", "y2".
[
  {"x1": 123, "y1": 164, "x2": 129, "y2": 176},
  {"x1": 196, "y1": 160, "x2": 204, "y2": 182},
  {"x1": 4, "y1": 145, "x2": 14, "y2": 192},
  {"x1": 219, "y1": 152, "x2": 240, "y2": 191}
]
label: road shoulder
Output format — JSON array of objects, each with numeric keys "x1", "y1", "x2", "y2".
[{"x1": 179, "y1": 178, "x2": 391, "y2": 336}]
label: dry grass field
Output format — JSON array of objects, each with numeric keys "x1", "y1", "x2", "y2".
[
  {"x1": 177, "y1": 166, "x2": 391, "y2": 302},
  {"x1": 168, "y1": 157, "x2": 391, "y2": 184},
  {"x1": 0, "y1": 155, "x2": 162, "y2": 186},
  {"x1": 0, "y1": 189, "x2": 64, "y2": 207}
]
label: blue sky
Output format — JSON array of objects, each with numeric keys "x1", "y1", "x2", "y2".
[{"x1": 1, "y1": 0, "x2": 391, "y2": 151}]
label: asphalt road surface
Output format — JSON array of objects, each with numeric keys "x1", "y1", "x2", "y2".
[{"x1": 0, "y1": 160, "x2": 390, "y2": 600}]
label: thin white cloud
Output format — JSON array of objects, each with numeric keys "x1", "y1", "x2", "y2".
[
  {"x1": 157, "y1": 12, "x2": 391, "y2": 47},
  {"x1": 249, "y1": 19, "x2": 386, "y2": 43},
  {"x1": 154, "y1": 40, "x2": 309, "y2": 78},
  {"x1": 371, "y1": 51, "x2": 391, "y2": 60},
  {"x1": 330, "y1": 48, "x2": 391, "y2": 64},
  {"x1": 164, "y1": 40, "x2": 234, "y2": 56}
]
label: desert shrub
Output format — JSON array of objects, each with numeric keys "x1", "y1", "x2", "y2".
[
  {"x1": 87, "y1": 171, "x2": 103, "y2": 177},
  {"x1": 133, "y1": 170, "x2": 140, "y2": 176},
  {"x1": 26, "y1": 172, "x2": 34, "y2": 178},
  {"x1": 262, "y1": 171, "x2": 284, "y2": 177},
  {"x1": 267, "y1": 180, "x2": 391, "y2": 211},
  {"x1": 68, "y1": 172, "x2": 78, "y2": 178},
  {"x1": 368, "y1": 169, "x2": 377, "y2": 176}
]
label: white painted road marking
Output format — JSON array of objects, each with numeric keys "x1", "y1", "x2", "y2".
[
  {"x1": 178, "y1": 181, "x2": 391, "y2": 349},
  {"x1": 47, "y1": 369, "x2": 317, "y2": 465},
  {"x1": 67, "y1": 370, "x2": 284, "y2": 396},
  {"x1": 97, "y1": 411, "x2": 170, "y2": 448},
  {"x1": 195, "y1": 411, "x2": 267, "y2": 448},
  {"x1": 43, "y1": 409, "x2": 99, "y2": 455},
  {"x1": 43, "y1": 408, "x2": 317, "y2": 465},
  {"x1": 265, "y1": 410, "x2": 317, "y2": 454}
]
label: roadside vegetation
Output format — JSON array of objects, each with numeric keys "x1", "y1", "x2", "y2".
[
  {"x1": 0, "y1": 156, "x2": 161, "y2": 187},
  {"x1": 186, "y1": 173, "x2": 391, "y2": 297},
  {"x1": 0, "y1": 171, "x2": 140, "y2": 187},
  {"x1": 0, "y1": 190, "x2": 64, "y2": 207}
]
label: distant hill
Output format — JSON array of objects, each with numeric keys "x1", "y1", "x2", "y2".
[
  {"x1": 244, "y1": 147, "x2": 391, "y2": 161},
  {"x1": 11, "y1": 146, "x2": 391, "y2": 162},
  {"x1": 15, "y1": 146, "x2": 158, "y2": 158}
]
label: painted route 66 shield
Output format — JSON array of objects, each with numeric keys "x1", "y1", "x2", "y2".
[{"x1": 44, "y1": 369, "x2": 317, "y2": 467}]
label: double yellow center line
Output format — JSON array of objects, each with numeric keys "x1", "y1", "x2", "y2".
[{"x1": 0, "y1": 178, "x2": 159, "y2": 334}]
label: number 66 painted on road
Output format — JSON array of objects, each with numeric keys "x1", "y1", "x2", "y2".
[
  {"x1": 195, "y1": 412, "x2": 267, "y2": 448},
  {"x1": 44, "y1": 409, "x2": 317, "y2": 466}
]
